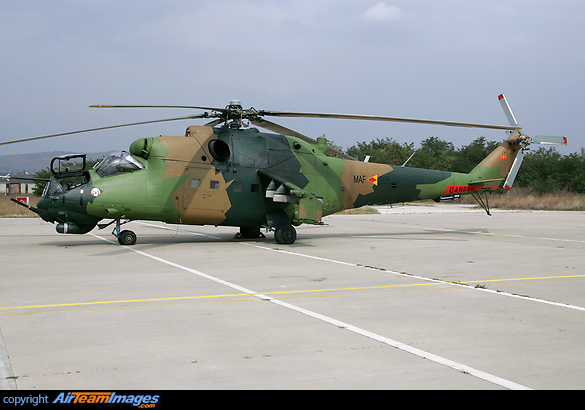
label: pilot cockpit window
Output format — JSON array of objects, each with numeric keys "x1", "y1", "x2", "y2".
[{"x1": 95, "y1": 151, "x2": 145, "y2": 178}]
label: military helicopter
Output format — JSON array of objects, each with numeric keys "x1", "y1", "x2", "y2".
[{"x1": 3, "y1": 94, "x2": 566, "y2": 245}]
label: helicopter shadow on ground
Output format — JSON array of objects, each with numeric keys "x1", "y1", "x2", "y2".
[
  {"x1": 295, "y1": 226, "x2": 491, "y2": 243},
  {"x1": 143, "y1": 225, "x2": 487, "y2": 248},
  {"x1": 36, "y1": 226, "x2": 490, "y2": 258},
  {"x1": 139, "y1": 225, "x2": 492, "y2": 251},
  {"x1": 37, "y1": 230, "x2": 256, "y2": 257}
]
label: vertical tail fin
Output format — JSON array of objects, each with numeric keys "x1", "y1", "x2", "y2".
[{"x1": 468, "y1": 133, "x2": 524, "y2": 187}]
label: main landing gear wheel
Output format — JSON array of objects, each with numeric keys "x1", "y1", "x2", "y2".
[
  {"x1": 118, "y1": 230, "x2": 137, "y2": 245},
  {"x1": 274, "y1": 224, "x2": 296, "y2": 244}
]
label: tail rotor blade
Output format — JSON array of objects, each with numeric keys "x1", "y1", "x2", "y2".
[
  {"x1": 498, "y1": 94, "x2": 519, "y2": 127},
  {"x1": 503, "y1": 149, "x2": 525, "y2": 191},
  {"x1": 533, "y1": 135, "x2": 568, "y2": 145}
]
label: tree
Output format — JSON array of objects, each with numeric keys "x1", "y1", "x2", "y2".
[
  {"x1": 410, "y1": 136, "x2": 455, "y2": 170},
  {"x1": 452, "y1": 137, "x2": 500, "y2": 173},
  {"x1": 32, "y1": 168, "x2": 51, "y2": 196},
  {"x1": 559, "y1": 149, "x2": 585, "y2": 193},
  {"x1": 346, "y1": 137, "x2": 415, "y2": 165},
  {"x1": 515, "y1": 148, "x2": 563, "y2": 194}
]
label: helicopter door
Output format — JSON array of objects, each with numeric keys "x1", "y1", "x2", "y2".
[{"x1": 178, "y1": 135, "x2": 231, "y2": 225}]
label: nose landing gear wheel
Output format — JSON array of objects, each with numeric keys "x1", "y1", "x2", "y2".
[{"x1": 118, "y1": 230, "x2": 137, "y2": 245}]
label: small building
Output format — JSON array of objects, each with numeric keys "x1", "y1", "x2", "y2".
[{"x1": 0, "y1": 175, "x2": 37, "y2": 195}]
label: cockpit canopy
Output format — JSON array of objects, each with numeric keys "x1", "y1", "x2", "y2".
[
  {"x1": 42, "y1": 176, "x2": 64, "y2": 198},
  {"x1": 95, "y1": 151, "x2": 145, "y2": 178}
]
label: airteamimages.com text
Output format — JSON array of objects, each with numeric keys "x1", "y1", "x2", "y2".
[{"x1": 2, "y1": 391, "x2": 161, "y2": 408}]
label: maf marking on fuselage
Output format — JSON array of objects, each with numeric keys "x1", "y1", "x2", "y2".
[
  {"x1": 354, "y1": 174, "x2": 378, "y2": 186},
  {"x1": 353, "y1": 174, "x2": 396, "y2": 188}
]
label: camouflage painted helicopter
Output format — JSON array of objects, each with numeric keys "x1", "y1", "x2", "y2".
[{"x1": 3, "y1": 94, "x2": 566, "y2": 245}]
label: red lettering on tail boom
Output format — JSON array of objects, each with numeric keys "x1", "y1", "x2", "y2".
[{"x1": 442, "y1": 186, "x2": 499, "y2": 195}]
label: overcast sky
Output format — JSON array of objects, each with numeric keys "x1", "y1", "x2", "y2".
[{"x1": 1, "y1": 0, "x2": 583, "y2": 157}]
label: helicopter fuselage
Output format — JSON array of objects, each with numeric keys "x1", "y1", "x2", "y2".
[{"x1": 35, "y1": 124, "x2": 519, "y2": 244}]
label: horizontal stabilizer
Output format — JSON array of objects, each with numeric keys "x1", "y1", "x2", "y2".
[{"x1": 468, "y1": 178, "x2": 504, "y2": 185}]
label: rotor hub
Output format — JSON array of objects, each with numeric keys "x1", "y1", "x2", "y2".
[
  {"x1": 517, "y1": 134, "x2": 533, "y2": 149},
  {"x1": 228, "y1": 100, "x2": 242, "y2": 109}
]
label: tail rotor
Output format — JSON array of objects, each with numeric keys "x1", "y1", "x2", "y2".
[{"x1": 498, "y1": 94, "x2": 567, "y2": 191}]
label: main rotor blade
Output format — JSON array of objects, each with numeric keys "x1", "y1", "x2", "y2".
[
  {"x1": 204, "y1": 119, "x2": 225, "y2": 127},
  {"x1": 259, "y1": 111, "x2": 521, "y2": 131},
  {"x1": 250, "y1": 117, "x2": 316, "y2": 143},
  {"x1": 90, "y1": 104, "x2": 227, "y2": 112},
  {"x1": 0, "y1": 115, "x2": 208, "y2": 146},
  {"x1": 250, "y1": 118, "x2": 356, "y2": 161}
]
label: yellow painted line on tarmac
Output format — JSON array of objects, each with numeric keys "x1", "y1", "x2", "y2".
[
  {"x1": 2, "y1": 274, "x2": 584, "y2": 313},
  {"x1": 0, "y1": 293, "x2": 247, "y2": 311},
  {"x1": 0, "y1": 283, "x2": 442, "y2": 312}
]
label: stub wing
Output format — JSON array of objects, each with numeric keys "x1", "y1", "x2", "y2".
[{"x1": 257, "y1": 168, "x2": 324, "y2": 225}]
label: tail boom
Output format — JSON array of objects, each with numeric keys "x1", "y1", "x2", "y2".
[{"x1": 336, "y1": 134, "x2": 523, "y2": 211}]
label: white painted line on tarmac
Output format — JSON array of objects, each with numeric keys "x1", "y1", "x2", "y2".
[
  {"x1": 138, "y1": 221, "x2": 222, "y2": 240},
  {"x1": 0, "y1": 328, "x2": 16, "y2": 390},
  {"x1": 269, "y1": 298, "x2": 530, "y2": 390},
  {"x1": 137, "y1": 222, "x2": 585, "y2": 312},
  {"x1": 90, "y1": 232, "x2": 531, "y2": 390},
  {"x1": 242, "y1": 242, "x2": 585, "y2": 312},
  {"x1": 408, "y1": 225, "x2": 585, "y2": 244}
]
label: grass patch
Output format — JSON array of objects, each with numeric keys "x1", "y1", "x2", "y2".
[
  {"x1": 460, "y1": 188, "x2": 585, "y2": 211},
  {"x1": 0, "y1": 195, "x2": 40, "y2": 218},
  {"x1": 335, "y1": 206, "x2": 380, "y2": 215}
]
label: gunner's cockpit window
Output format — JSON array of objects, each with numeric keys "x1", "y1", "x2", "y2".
[
  {"x1": 42, "y1": 176, "x2": 64, "y2": 197},
  {"x1": 95, "y1": 151, "x2": 145, "y2": 178}
]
